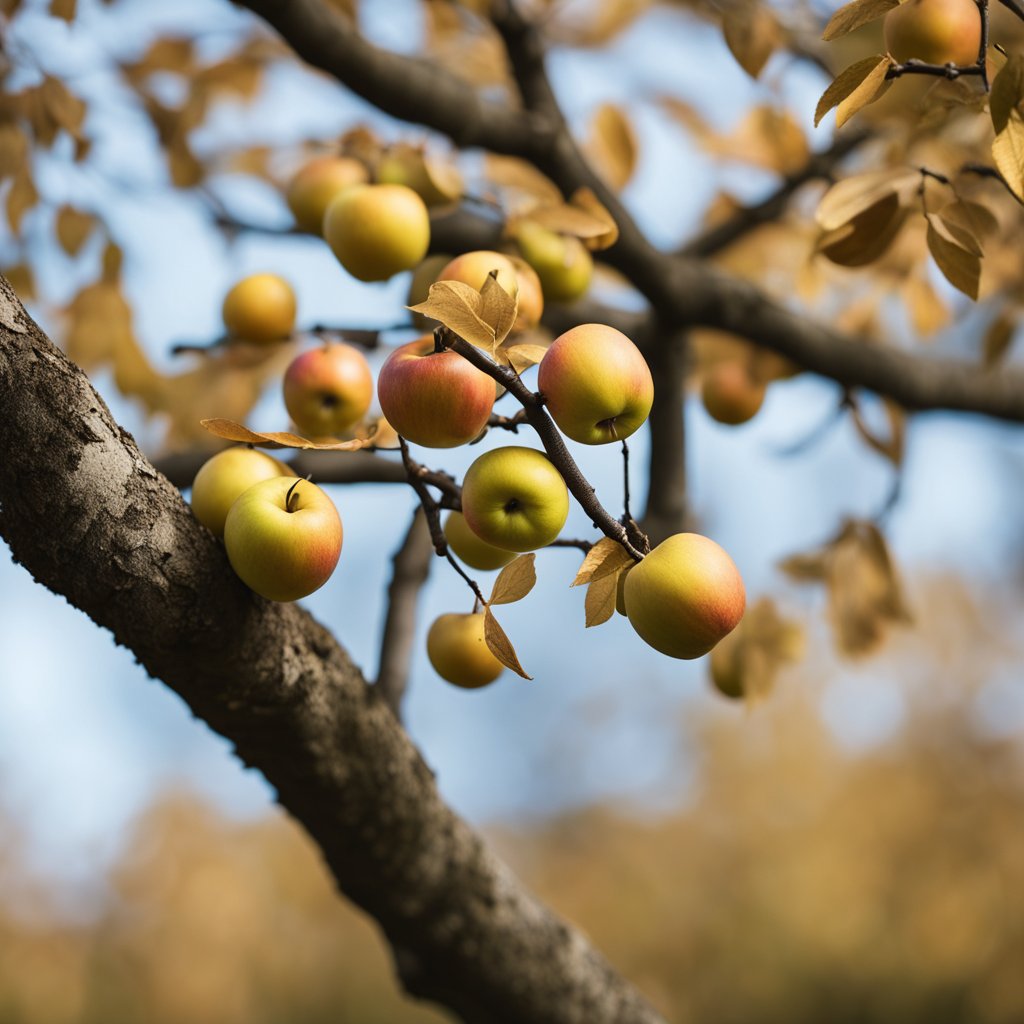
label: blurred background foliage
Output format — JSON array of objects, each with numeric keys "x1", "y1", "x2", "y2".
[{"x1": 1, "y1": 575, "x2": 1021, "y2": 1024}]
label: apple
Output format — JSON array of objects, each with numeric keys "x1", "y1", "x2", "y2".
[
  {"x1": 624, "y1": 533, "x2": 745, "y2": 660},
  {"x1": 408, "y1": 253, "x2": 454, "y2": 330},
  {"x1": 283, "y1": 343, "x2": 374, "y2": 437},
  {"x1": 615, "y1": 565, "x2": 631, "y2": 617},
  {"x1": 376, "y1": 147, "x2": 463, "y2": 207},
  {"x1": 223, "y1": 476, "x2": 342, "y2": 602},
  {"x1": 460, "y1": 446, "x2": 569, "y2": 552},
  {"x1": 221, "y1": 273, "x2": 297, "y2": 344},
  {"x1": 444, "y1": 511, "x2": 516, "y2": 571},
  {"x1": 377, "y1": 335, "x2": 495, "y2": 448},
  {"x1": 437, "y1": 250, "x2": 544, "y2": 331},
  {"x1": 190, "y1": 446, "x2": 295, "y2": 538},
  {"x1": 507, "y1": 255, "x2": 545, "y2": 330},
  {"x1": 426, "y1": 612, "x2": 504, "y2": 689},
  {"x1": 515, "y1": 221, "x2": 593, "y2": 303},
  {"x1": 701, "y1": 361, "x2": 766, "y2": 426},
  {"x1": 709, "y1": 627, "x2": 745, "y2": 700},
  {"x1": 323, "y1": 183, "x2": 430, "y2": 282},
  {"x1": 538, "y1": 324, "x2": 654, "y2": 444},
  {"x1": 286, "y1": 155, "x2": 369, "y2": 235},
  {"x1": 884, "y1": 0, "x2": 981, "y2": 66}
]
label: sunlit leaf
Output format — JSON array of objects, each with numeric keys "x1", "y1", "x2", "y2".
[
  {"x1": 489, "y1": 554, "x2": 537, "y2": 606},
  {"x1": 815, "y1": 168, "x2": 920, "y2": 232},
  {"x1": 990, "y1": 57, "x2": 1024, "y2": 203},
  {"x1": 723, "y1": 5, "x2": 783, "y2": 78},
  {"x1": 408, "y1": 280, "x2": 495, "y2": 348},
  {"x1": 585, "y1": 572, "x2": 618, "y2": 628},
  {"x1": 926, "y1": 215, "x2": 981, "y2": 299},
  {"x1": 814, "y1": 55, "x2": 892, "y2": 128},
  {"x1": 483, "y1": 606, "x2": 531, "y2": 679},
  {"x1": 55, "y1": 205, "x2": 96, "y2": 257},
  {"x1": 586, "y1": 103, "x2": 638, "y2": 190},
  {"x1": 200, "y1": 418, "x2": 377, "y2": 451},
  {"x1": 572, "y1": 537, "x2": 634, "y2": 587},
  {"x1": 478, "y1": 272, "x2": 518, "y2": 350},
  {"x1": 822, "y1": 0, "x2": 900, "y2": 40}
]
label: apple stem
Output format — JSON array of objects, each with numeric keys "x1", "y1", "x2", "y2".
[
  {"x1": 285, "y1": 475, "x2": 309, "y2": 513},
  {"x1": 621, "y1": 439, "x2": 632, "y2": 522}
]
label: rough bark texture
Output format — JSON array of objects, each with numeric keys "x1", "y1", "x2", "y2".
[{"x1": 0, "y1": 280, "x2": 666, "y2": 1024}]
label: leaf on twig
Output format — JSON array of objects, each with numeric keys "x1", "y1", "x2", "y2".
[
  {"x1": 407, "y1": 280, "x2": 494, "y2": 348},
  {"x1": 585, "y1": 103, "x2": 638, "y2": 190},
  {"x1": 983, "y1": 309, "x2": 1016, "y2": 365},
  {"x1": 849, "y1": 397, "x2": 906, "y2": 466},
  {"x1": 723, "y1": 5, "x2": 783, "y2": 78},
  {"x1": 814, "y1": 55, "x2": 892, "y2": 129},
  {"x1": 200, "y1": 418, "x2": 379, "y2": 451},
  {"x1": 926, "y1": 214, "x2": 981, "y2": 299},
  {"x1": 584, "y1": 571, "x2": 619, "y2": 628},
  {"x1": 488, "y1": 554, "x2": 537, "y2": 606},
  {"x1": 478, "y1": 272, "x2": 518, "y2": 350},
  {"x1": 483, "y1": 606, "x2": 531, "y2": 679},
  {"x1": 822, "y1": 0, "x2": 900, "y2": 41},
  {"x1": 571, "y1": 536, "x2": 633, "y2": 587},
  {"x1": 990, "y1": 56, "x2": 1024, "y2": 204}
]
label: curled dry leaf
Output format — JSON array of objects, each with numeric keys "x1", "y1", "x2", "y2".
[
  {"x1": 815, "y1": 167, "x2": 920, "y2": 232},
  {"x1": 569, "y1": 188, "x2": 619, "y2": 251},
  {"x1": 408, "y1": 280, "x2": 494, "y2": 349},
  {"x1": 990, "y1": 56, "x2": 1024, "y2": 205},
  {"x1": 584, "y1": 571, "x2": 618, "y2": 628},
  {"x1": 723, "y1": 5, "x2": 783, "y2": 79},
  {"x1": 478, "y1": 272, "x2": 518, "y2": 350},
  {"x1": 483, "y1": 154, "x2": 563, "y2": 207},
  {"x1": 814, "y1": 55, "x2": 892, "y2": 129},
  {"x1": 483, "y1": 606, "x2": 531, "y2": 679},
  {"x1": 200, "y1": 418, "x2": 380, "y2": 451},
  {"x1": 572, "y1": 536, "x2": 634, "y2": 587},
  {"x1": 585, "y1": 103, "x2": 638, "y2": 191},
  {"x1": 818, "y1": 193, "x2": 907, "y2": 268},
  {"x1": 822, "y1": 0, "x2": 900, "y2": 41},
  {"x1": 499, "y1": 338, "x2": 551, "y2": 373},
  {"x1": 489, "y1": 553, "x2": 537, "y2": 606}
]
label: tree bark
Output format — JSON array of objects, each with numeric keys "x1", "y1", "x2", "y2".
[{"x1": 0, "y1": 278, "x2": 665, "y2": 1024}]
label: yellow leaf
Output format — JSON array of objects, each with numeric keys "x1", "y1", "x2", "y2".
[
  {"x1": 407, "y1": 280, "x2": 495, "y2": 349},
  {"x1": 200, "y1": 418, "x2": 376, "y2": 451},
  {"x1": 6, "y1": 165, "x2": 38, "y2": 236},
  {"x1": 723, "y1": 5, "x2": 783, "y2": 79},
  {"x1": 102, "y1": 241, "x2": 123, "y2": 282},
  {"x1": 571, "y1": 537, "x2": 634, "y2": 587},
  {"x1": 926, "y1": 216, "x2": 980, "y2": 299},
  {"x1": 818, "y1": 193, "x2": 907, "y2": 268},
  {"x1": 569, "y1": 187, "x2": 619, "y2": 251},
  {"x1": 822, "y1": 0, "x2": 900, "y2": 40},
  {"x1": 500, "y1": 340, "x2": 550, "y2": 372},
  {"x1": 478, "y1": 272, "x2": 518, "y2": 350},
  {"x1": 484, "y1": 154, "x2": 563, "y2": 206},
  {"x1": 483, "y1": 607, "x2": 531, "y2": 679},
  {"x1": 55, "y1": 205, "x2": 96, "y2": 257},
  {"x1": 489, "y1": 554, "x2": 537, "y2": 606},
  {"x1": 814, "y1": 55, "x2": 892, "y2": 128},
  {"x1": 982, "y1": 310, "x2": 1016, "y2": 365},
  {"x1": 815, "y1": 167, "x2": 919, "y2": 232},
  {"x1": 990, "y1": 57, "x2": 1024, "y2": 203},
  {"x1": 584, "y1": 572, "x2": 618, "y2": 628},
  {"x1": 586, "y1": 103, "x2": 638, "y2": 190},
  {"x1": 0, "y1": 122, "x2": 28, "y2": 178}
]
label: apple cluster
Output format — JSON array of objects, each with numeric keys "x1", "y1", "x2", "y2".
[{"x1": 196, "y1": 152, "x2": 748, "y2": 688}]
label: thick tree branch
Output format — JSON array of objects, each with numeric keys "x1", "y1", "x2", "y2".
[
  {"x1": 0, "y1": 279, "x2": 664, "y2": 1024},
  {"x1": 375, "y1": 507, "x2": 434, "y2": 718}
]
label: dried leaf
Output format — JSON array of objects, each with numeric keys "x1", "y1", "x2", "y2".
[
  {"x1": 101, "y1": 240, "x2": 123, "y2": 282},
  {"x1": 585, "y1": 571, "x2": 618, "y2": 628},
  {"x1": 778, "y1": 550, "x2": 829, "y2": 582},
  {"x1": 568, "y1": 187, "x2": 619, "y2": 251},
  {"x1": 489, "y1": 553, "x2": 537, "y2": 606},
  {"x1": 479, "y1": 272, "x2": 518, "y2": 349},
  {"x1": 41, "y1": 76, "x2": 86, "y2": 139},
  {"x1": 55, "y1": 205, "x2": 96, "y2": 257},
  {"x1": 2, "y1": 263, "x2": 35, "y2": 299},
  {"x1": 723, "y1": 5, "x2": 783, "y2": 79},
  {"x1": 586, "y1": 103, "x2": 638, "y2": 190},
  {"x1": 0, "y1": 122, "x2": 28, "y2": 178},
  {"x1": 500, "y1": 340, "x2": 550, "y2": 372},
  {"x1": 704, "y1": 106, "x2": 809, "y2": 176},
  {"x1": 515, "y1": 203, "x2": 616, "y2": 241},
  {"x1": 200, "y1": 418, "x2": 376, "y2": 451},
  {"x1": 49, "y1": 0, "x2": 74, "y2": 20},
  {"x1": 815, "y1": 167, "x2": 920, "y2": 232},
  {"x1": 926, "y1": 215, "x2": 981, "y2": 299},
  {"x1": 168, "y1": 139, "x2": 204, "y2": 188},
  {"x1": 990, "y1": 57, "x2": 1024, "y2": 203},
  {"x1": 814, "y1": 55, "x2": 892, "y2": 129},
  {"x1": 483, "y1": 606, "x2": 531, "y2": 679},
  {"x1": 484, "y1": 154, "x2": 563, "y2": 206},
  {"x1": 408, "y1": 280, "x2": 495, "y2": 348},
  {"x1": 572, "y1": 536, "x2": 634, "y2": 587},
  {"x1": 983, "y1": 310, "x2": 1016, "y2": 365},
  {"x1": 940, "y1": 199, "x2": 999, "y2": 245},
  {"x1": 822, "y1": 0, "x2": 900, "y2": 40},
  {"x1": 818, "y1": 193, "x2": 907, "y2": 268},
  {"x1": 6, "y1": 165, "x2": 38, "y2": 236}
]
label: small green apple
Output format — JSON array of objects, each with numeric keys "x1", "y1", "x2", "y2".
[
  {"x1": 538, "y1": 324, "x2": 654, "y2": 444},
  {"x1": 444, "y1": 511, "x2": 516, "y2": 571},
  {"x1": 461, "y1": 446, "x2": 569, "y2": 552},
  {"x1": 323, "y1": 183, "x2": 430, "y2": 282},
  {"x1": 224, "y1": 477, "x2": 342, "y2": 602},
  {"x1": 286, "y1": 155, "x2": 369, "y2": 235},
  {"x1": 191, "y1": 446, "x2": 295, "y2": 539},
  {"x1": 625, "y1": 533, "x2": 745, "y2": 660},
  {"x1": 283, "y1": 343, "x2": 374, "y2": 437},
  {"x1": 427, "y1": 612, "x2": 504, "y2": 689}
]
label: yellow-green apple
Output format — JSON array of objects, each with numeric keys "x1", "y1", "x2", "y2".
[
  {"x1": 283, "y1": 343, "x2": 374, "y2": 437},
  {"x1": 375, "y1": 146, "x2": 463, "y2": 207},
  {"x1": 538, "y1": 323, "x2": 654, "y2": 444},
  {"x1": 625, "y1": 533, "x2": 745, "y2": 659},
  {"x1": 222, "y1": 273, "x2": 297, "y2": 344},
  {"x1": 323, "y1": 183, "x2": 430, "y2": 282},
  {"x1": 615, "y1": 565, "x2": 632, "y2": 616},
  {"x1": 223, "y1": 477, "x2": 342, "y2": 602},
  {"x1": 515, "y1": 221, "x2": 593, "y2": 303},
  {"x1": 443, "y1": 511, "x2": 516, "y2": 571},
  {"x1": 437, "y1": 250, "x2": 544, "y2": 331},
  {"x1": 408, "y1": 253, "x2": 453, "y2": 330},
  {"x1": 884, "y1": 0, "x2": 981, "y2": 65},
  {"x1": 709, "y1": 627, "x2": 745, "y2": 700},
  {"x1": 461, "y1": 446, "x2": 569, "y2": 552},
  {"x1": 377, "y1": 335, "x2": 495, "y2": 448},
  {"x1": 286, "y1": 155, "x2": 369, "y2": 235},
  {"x1": 701, "y1": 361, "x2": 766, "y2": 426},
  {"x1": 190, "y1": 446, "x2": 295, "y2": 538},
  {"x1": 426, "y1": 612, "x2": 504, "y2": 688}
]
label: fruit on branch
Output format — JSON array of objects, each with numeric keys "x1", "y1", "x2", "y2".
[
  {"x1": 883, "y1": 0, "x2": 981, "y2": 66},
  {"x1": 624, "y1": 533, "x2": 745, "y2": 660},
  {"x1": 376, "y1": 147, "x2": 463, "y2": 207},
  {"x1": 709, "y1": 627, "x2": 745, "y2": 700},
  {"x1": 283, "y1": 343, "x2": 374, "y2": 437},
  {"x1": 515, "y1": 221, "x2": 593, "y2": 304},
  {"x1": 190, "y1": 446, "x2": 295, "y2": 538},
  {"x1": 408, "y1": 253, "x2": 454, "y2": 330},
  {"x1": 286, "y1": 155, "x2": 369, "y2": 235},
  {"x1": 224, "y1": 477, "x2": 342, "y2": 602},
  {"x1": 461, "y1": 446, "x2": 569, "y2": 552},
  {"x1": 615, "y1": 566, "x2": 631, "y2": 617},
  {"x1": 538, "y1": 323, "x2": 654, "y2": 444},
  {"x1": 444, "y1": 511, "x2": 516, "y2": 571},
  {"x1": 323, "y1": 183, "x2": 430, "y2": 282},
  {"x1": 426, "y1": 612, "x2": 504, "y2": 689},
  {"x1": 222, "y1": 273, "x2": 297, "y2": 344},
  {"x1": 508, "y1": 256, "x2": 545, "y2": 331},
  {"x1": 437, "y1": 250, "x2": 543, "y2": 330},
  {"x1": 701, "y1": 361, "x2": 766, "y2": 426},
  {"x1": 377, "y1": 334, "x2": 495, "y2": 448}
]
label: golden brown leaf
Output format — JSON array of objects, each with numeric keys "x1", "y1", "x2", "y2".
[
  {"x1": 849, "y1": 397, "x2": 906, "y2": 466},
  {"x1": 408, "y1": 280, "x2": 495, "y2": 348},
  {"x1": 815, "y1": 168, "x2": 920, "y2": 232},
  {"x1": 586, "y1": 103, "x2": 638, "y2": 190},
  {"x1": 903, "y1": 274, "x2": 949, "y2": 337},
  {"x1": 990, "y1": 57, "x2": 1024, "y2": 203},
  {"x1": 55, "y1": 205, "x2": 96, "y2": 257},
  {"x1": 484, "y1": 154, "x2": 563, "y2": 206},
  {"x1": 0, "y1": 122, "x2": 28, "y2": 178},
  {"x1": 569, "y1": 188, "x2": 619, "y2": 251},
  {"x1": 925, "y1": 215, "x2": 980, "y2": 300},
  {"x1": 489, "y1": 554, "x2": 537, "y2": 606},
  {"x1": 584, "y1": 572, "x2": 618, "y2": 628},
  {"x1": 822, "y1": 0, "x2": 900, "y2": 40},
  {"x1": 814, "y1": 55, "x2": 892, "y2": 129},
  {"x1": 49, "y1": 0, "x2": 74, "y2": 20},
  {"x1": 6, "y1": 166, "x2": 38, "y2": 236},
  {"x1": 478, "y1": 272, "x2": 518, "y2": 350},
  {"x1": 200, "y1": 418, "x2": 377, "y2": 451},
  {"x1": 982, "y1": 310, "x2": 1016, "y2": 365},
  {"x1": 572, "y1": 537, "x2": 634, "y2": 587},
  {"x1": 723, "y1": 5, "x2": 783, "y2": 79},
  {"x1": 2, "y1": 263, "x2": 34, "y2": 299},
  {"x1": 483, "y1": 606, "x2": 531, "y2": 679},
  {"x1": 818, "y1": 193, "x2": 907, "y2": 268}
]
